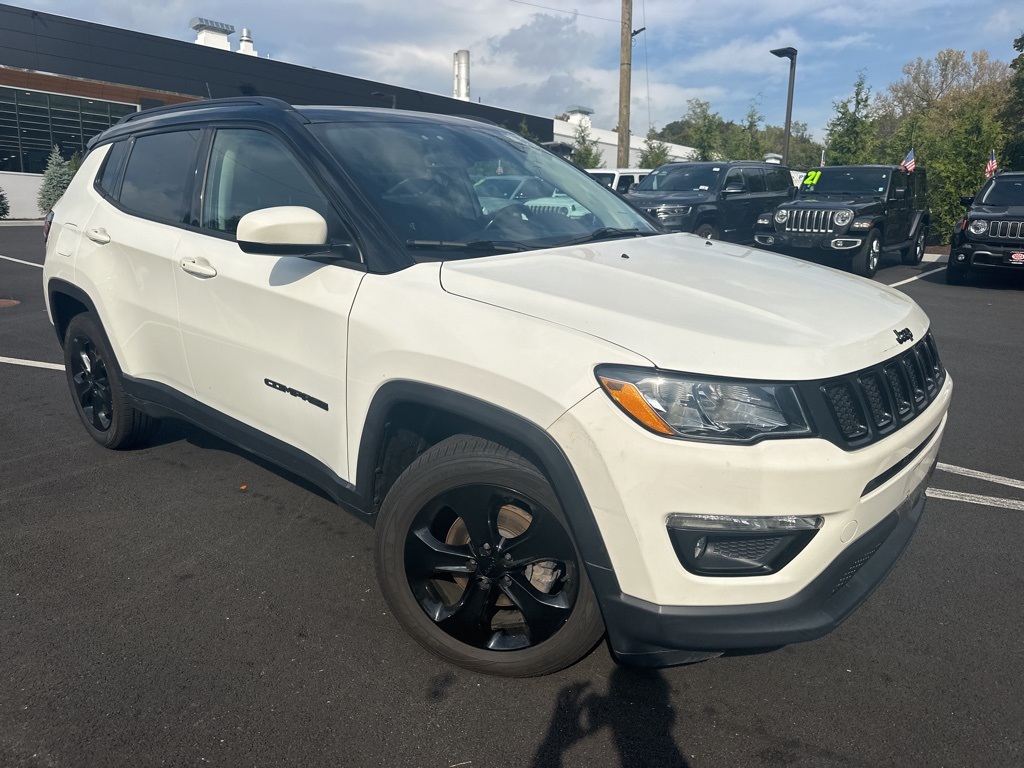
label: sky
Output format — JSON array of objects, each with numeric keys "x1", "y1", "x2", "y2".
[{"x1": 14, "y1": 0, "x2": 1024, "y2": 141}]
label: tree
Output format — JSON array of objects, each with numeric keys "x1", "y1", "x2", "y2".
[
  {"x1": 825, "y1": 73, "x2": 876, "y2": 165},
  {"x1": 570, "y1": 121, "x2": 604, "y2": 169},
  {"x1": 683, "y1": 99, "x2": 720, "y2": 161},
  {"x1": 638, "y1": 128, "x2": 671, "y2": 168},
  {"x1": 1003, "y1": 32, "x2": 1024, "y2": 170},
  {"x1": 0, "y1": 185, "x2": 9, "y2": 219},
  {"x1": 37, "y1": 146, "x2": 74, "y2": 214}
]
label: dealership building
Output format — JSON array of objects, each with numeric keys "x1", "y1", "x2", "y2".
[{"x1": 0, "y1": 4, "x2": 552, "y2": 218}]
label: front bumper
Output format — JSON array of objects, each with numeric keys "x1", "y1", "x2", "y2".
[
  {"x1": 949, "y1": 240, "x2": 1024, "y2": 271},
  {"x1": 550, "y1": 374, "x2": 950, "y2": 668},
  {"x1": 595, "y1": 469, "x2": 930, "y2": 666},
  {"x1": 754, "y1": 230, "x2": 864, "y2": 256}
]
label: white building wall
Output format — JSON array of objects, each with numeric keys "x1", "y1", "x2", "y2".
[
  {"x1": 0, "y1": 172, "x2": 44, "y2": 219},
  {"x1": 553, "y1": 118, "x2": 695, "y2": 169}
]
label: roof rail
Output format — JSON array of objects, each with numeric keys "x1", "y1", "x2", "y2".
[{"x1": 115, "y1": 96, "x2": 296, "y2": 126}]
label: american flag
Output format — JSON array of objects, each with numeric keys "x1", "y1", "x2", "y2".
[
  {"x1": 900, "y1": 149, "x2": 915, "y2": 173},
  {"x1": 985, "y1": 150, "x2": 997, "y2": 179}
]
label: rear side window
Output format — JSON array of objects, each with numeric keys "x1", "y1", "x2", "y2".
[
  {"x1": 742, "y1": 168, "x2": 766, "y2": 192},
  {"x1": 766, "y1": 167, "x2": 793, "y2": 192},
  {"x1": 119, "y1": 130, "x2": 202, "y2": 224},
  {"x1": 95, "y1": 141, "x2": 128, "y2": 198}
]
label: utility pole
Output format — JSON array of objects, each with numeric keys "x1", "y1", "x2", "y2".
[{"x1": 616, "y1": 0, "x2": 632, "y2": 169}]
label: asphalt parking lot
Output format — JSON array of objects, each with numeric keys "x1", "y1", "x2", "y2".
[{"x1": 2, "y1": 223, "x2": 1022, "y2": 768}]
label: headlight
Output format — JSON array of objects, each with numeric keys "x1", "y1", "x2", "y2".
[
  {"x1": 596, "y1": 366, "x2": 813, "y2": 443},
  {"x1": 657, "y1": 206, "x2": 691, "y2": 218},
  {"x1": 967, "y1": 219, "x2": 989, "y2": 235},
  {"x1": 774, "y1": 208, "x2": 789, "y2": 224},
  {"x1": 833, "y1": 209, "x2": 854, "y2": 227}
]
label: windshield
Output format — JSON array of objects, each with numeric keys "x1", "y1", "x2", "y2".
[
  {"x1": 799, "y1": 168, "x2": 890, "y2": 196},
  {"x1": 309, "y1": 119, "x2": 657, "y2": 258},
  {"x1": 978, "y1": 177, "x2": 1024, "y2": 206},
  {"x1": 634, "y1": 164, "x2": 721, "y2": 192}
]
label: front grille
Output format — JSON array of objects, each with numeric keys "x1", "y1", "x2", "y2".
[
  {"x1": 712, "y1": 537, "x2": 784, "y2": 561},
  {"x1": 784, "y1": 208, "x2": 835, "y2": 233},
  {"x1": 817, "y1": 333, "x2": 945, "y2": 447},
  {"x1": 988, "y1": 220, "x2": 1024, "y2": 239}
]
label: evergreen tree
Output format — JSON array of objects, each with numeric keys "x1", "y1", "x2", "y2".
[
  {"x1": 638, "y1": 128, "x2": 671, "y2": 168},
  {"x1": 825, "y1": 73, "x2": 877, "y2": 165},
  {"x1": 570, "y1": 122, "x2": 604, "y2": 169},
  {"x1": 37, "y1": 146, "x2": 74, "y2": 214},
  {"x1": 0, "y1": 186, "x2": 9, "y2": 219}
]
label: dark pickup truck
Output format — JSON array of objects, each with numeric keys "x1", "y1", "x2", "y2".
[{"x1": 754, "y1": 165, "x2": 929, "y2": 278}]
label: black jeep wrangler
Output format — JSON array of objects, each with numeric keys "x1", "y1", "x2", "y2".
[
  {"x1": 754, "y1": 165, "x2": 929, "y2": 278},
  {"x1": 947, "y1": 171, "x2": 1024, "y2": 284}
]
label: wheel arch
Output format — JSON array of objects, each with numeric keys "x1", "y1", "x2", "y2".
[
  {"x1": 47, "y1": 279, "x2": 97, "y2": 348},
  {"x1": 356, "y1": 380, "x2": 614, "y2": 572}
]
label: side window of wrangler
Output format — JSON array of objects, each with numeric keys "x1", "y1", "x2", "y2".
[
  {"x1": 202, "y1": 128, "x2": 330, "y2": 236},
  {"x1": 119, "y1": 130, "x2": 202, "y2": 223}
]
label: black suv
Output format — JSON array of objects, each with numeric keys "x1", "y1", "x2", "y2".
[
  {"x1": 947, "y1": 171, "x2": 1024, "y2": 284},
  {"x1": 754, "y1": 165, "x2": 930, "y2": 278},
  {"x1": 624, "y1": 161, "x2": 795, "y2": 243}
]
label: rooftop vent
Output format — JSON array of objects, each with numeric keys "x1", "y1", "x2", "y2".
[{"x1": 189, "y1": 17, "x2": 235, "y2": 51}]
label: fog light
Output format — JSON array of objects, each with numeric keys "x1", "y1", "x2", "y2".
[
  {"x1": 955, "y1": 253, "x2": 967, "y2": 263},
  {"x1": 666, "y1": 514, "x2": 823, "y2": 576}
]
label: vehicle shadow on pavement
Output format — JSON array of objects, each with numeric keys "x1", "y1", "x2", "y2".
[{"x1": 531, "y1": 667, "x2": 690, "y2": 768}]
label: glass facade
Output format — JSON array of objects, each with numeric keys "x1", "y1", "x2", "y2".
[{"x1": 0, "y1": 86, "x2": 137, "y2": 173}]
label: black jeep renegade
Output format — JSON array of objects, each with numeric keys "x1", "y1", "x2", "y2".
[
  {"x1": 947, "y1": 171, "x2": 1024, "y2": 284},
  {"x1": 754, "y1": 165, "x2": 929, "y2": 278}
]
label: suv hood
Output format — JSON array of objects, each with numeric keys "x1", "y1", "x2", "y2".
[
  {"x1": 439, "y1": 234, "x2": 927, "y2": 380},
  {"x1": 969, "y1": 204, "x2": 1024, "y2": 217},
  {"x1": 791, "y1": 196, "x2": 884, "y2": 213}
]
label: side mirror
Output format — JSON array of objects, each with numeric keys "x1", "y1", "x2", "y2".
[
  {"x1": 237, "y1": 206, "x2": 328, "y2": 255},
  {"x1": 628, "y1": 182, "x2": 638, "y2": 193},
  {"x1": 960, "y1": 195, "x2": 974, "y2": 207},
  {"x1": 722, "y1": 184, "x2": 745, "y2": 195}
]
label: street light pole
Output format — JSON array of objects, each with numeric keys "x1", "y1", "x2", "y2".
[{"x1": 770, "y1": 47, "x2": 798, "y2": 166}]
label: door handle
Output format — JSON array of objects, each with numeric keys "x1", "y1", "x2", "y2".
[
  {"x1": 86, "y1": 227, "x2": 110, "y2": 245},
  {"x1": 179, "y1": 257, "x2": 218, "y2": 278}
]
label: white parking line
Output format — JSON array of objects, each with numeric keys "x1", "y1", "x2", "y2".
[
  {"x1": 887, "y1": 264, "x2": 946, "y2": 288},
  {"x1": 0, "y1": 355, "x2": 64, "y2": 371},
  {"x1": 936, "y1": 462, "x2": 1024, "y2": 492},
  {"x1": 0, "y1": 253, "x2": 43, "y2": 268},
  {"x1": 926, "y1": 489, "x2": 1024, "y2": 512}
]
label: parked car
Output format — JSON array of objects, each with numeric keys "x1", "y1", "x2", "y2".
[
  {"x1": 587, "y1": 168, "x2": 652, "y2": 194},
  {"x1": 754, "y1": 165, "x2": 930, "y2": 278},
  {"x1": 947, "y1": 171, "x2": 1024, "y2": 284},
  {"x1": 625, "y1": 161, "x2": 795, "y2": 243},
  {"x1": 43, "y1": 97, "x2": 951, "y2": 677}
]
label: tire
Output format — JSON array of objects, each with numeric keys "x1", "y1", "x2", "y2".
[
  {"x1": 693, "y1": 222, "x2": 719, "y2": 240},
  {"x1": 852, "y1": 229, "x2": 881, "y2": 278},
  {"x1": 374, "y1": 435, "x2": 605, "y2": 677},
  {"x1": 901, "y1": 226, "x2": 927, "y2": 265},
  {"x1": 945, "y1": 262, "x2": 969, "y2": 285},
  {"x1": 63, "y1": 312, "x2": 157, "y2": 449}
]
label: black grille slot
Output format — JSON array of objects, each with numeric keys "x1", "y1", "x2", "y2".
[
  {"x1": 830, "y1": 543, "x2": 882, "y2": 597},
  {"x1": 859, "y1": 372, "x2": 893, "y2": 429},
  {"x1": 903, "y1": 353, "x2": 926, "y2": 405},
  {"x1": 825, "y1": 382, "x2": 868, "y2": 440},
  {"x1": 885, "y1": 364, "x2": 912, "y2": 418}
]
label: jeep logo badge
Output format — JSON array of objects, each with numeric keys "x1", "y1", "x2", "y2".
[{"x1": 894, "y1": 328, "x2": 914, "y2": 345}]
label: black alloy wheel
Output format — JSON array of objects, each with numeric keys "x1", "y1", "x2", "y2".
[
  {"x1": 63, "y1": 312, "x2": 156, "y2": 449},
  {"x1": 375, "y1": 435, "x2": 604, "y2": 676}
]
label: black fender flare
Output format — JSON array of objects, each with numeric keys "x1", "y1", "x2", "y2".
[
  {"x1": 356, "y1": 380, "x2": 615, "y2": 574},
  {"x1": 46, "y1": 278, "x2": 101, "y2": 346}
]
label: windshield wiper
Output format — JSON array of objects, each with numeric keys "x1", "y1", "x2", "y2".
[
  {"x1": 405, "y1": 239, "x2": 533, "y2": 253},
  {"x1": 556, "y1": 227, "x2": 660, "y2": 246}
]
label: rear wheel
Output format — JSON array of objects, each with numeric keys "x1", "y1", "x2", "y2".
[
  {"x1": 64, "y1": 312, "x2": 157, "y2": 449},
  {"x1": 374, "y1": 435, "x2": 604, "y2": 676},
  {"x1": 852, "y1": 229, "x2": 881, "y2": 278},
  {"x1": 901, "y1": 227, "x2": 927, "y2": 265}
]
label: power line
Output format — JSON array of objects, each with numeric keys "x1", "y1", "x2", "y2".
[{"x1": 507, "y1": 0, "x2": 622, "y2": 24}]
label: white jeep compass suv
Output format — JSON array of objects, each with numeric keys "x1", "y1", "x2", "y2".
[{"x1": 43, "y1": 98, "x2": 952, "y2": 676}]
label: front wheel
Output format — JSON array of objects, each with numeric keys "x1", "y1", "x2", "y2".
[
  {"x1": 64, "y1": 312, "x2": 157, "y2": 449},
  {"x1": 693, "y1": 222, "x2": 719, "y2": 240},
  {"x1": 852, "y1": 229, "x2": 881, "y2": 278},
  {"x1": 374, "y1": 435, "x2": 604, "y2": 676}
]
